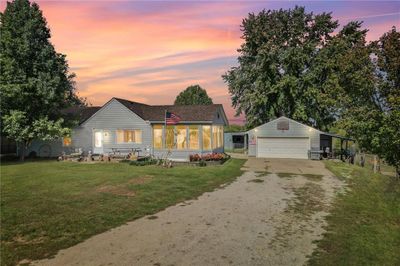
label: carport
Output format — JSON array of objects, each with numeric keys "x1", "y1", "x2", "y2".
[{"x1": 319, "y1": 133, "x2": 355, "y2": 160}]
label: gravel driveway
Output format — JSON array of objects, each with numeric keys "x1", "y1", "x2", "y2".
[{"x1": 34, "y1": 158, "x2": 343, "y2": 266}]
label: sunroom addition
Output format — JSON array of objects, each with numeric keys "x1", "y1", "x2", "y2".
[{"x1": 152, "y1": 124, "x2": 223, "y2": 151}]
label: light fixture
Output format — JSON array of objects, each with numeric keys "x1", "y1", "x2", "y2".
[{"x1": 308, "y1": 128, "x2": 312, "y2": 132}]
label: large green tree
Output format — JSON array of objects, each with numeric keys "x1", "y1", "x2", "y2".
[
  {"x1": 223, "y1": 6, "x2": 339, "y2": 129},
  {"x1": 341, "y1": 27, "x2": 400, "y2": 176},
  {"x1": 0, "y1": 0, "x2": 82, "y2": 160},
  {"x1": 174, "y1": 85, "x2": 213, "y2": 105}
]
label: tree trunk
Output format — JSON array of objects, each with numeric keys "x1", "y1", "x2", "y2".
[
  {"x1": 373, "y1": 155, "x2": 377, "y2": 173},
  {"x1": 396, "y1": 167, "x2": 400, "y2": 179},
  {"x1": 19, "y1": 141, "x2": 26, "y2": 161}
]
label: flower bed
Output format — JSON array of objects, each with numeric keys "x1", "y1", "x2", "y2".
[{"x1": 189, "y1": 153, "x2": 230, "y2": 164}]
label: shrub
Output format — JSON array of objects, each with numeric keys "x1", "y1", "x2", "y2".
[
  {"x1": 129, "y1": 159, "x2": 157, "y2": 166},
  {"x1": 189, "y1": 153, "x2": 230, "y2": 162},
  {"x1": 189, "y1": 154, "x2": 201, "y2": 162}
]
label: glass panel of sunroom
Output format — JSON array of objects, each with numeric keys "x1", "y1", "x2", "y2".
[
  {"x1": 166, "y1": 125, "x2": 175, "y2": 149},
  {"x1": 202, "y1": 125, "x2": 211, "y2": 150},
  {"x1": 153, "y1": 125, "x2": 163, "y2": 149},
  {"x1": 189, "y1": 125, "x2": 199, "y2": 150},
  {"x1": 212, "y1": 126, "x2": 219, "y2": 149},
  {"x1": 176, "y1": 125, "x2": 187, "y2": 150}
]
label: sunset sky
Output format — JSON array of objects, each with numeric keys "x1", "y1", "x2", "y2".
[{"x1": 1, "y1": 1, "x2": 399, "y2": 124}]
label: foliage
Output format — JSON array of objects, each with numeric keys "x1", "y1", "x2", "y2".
[
  {"x1": 338, "y1": 27, "x2": 400, "y2": 176},
  {"x1": 224, "y1": 6, "x2": 399, "y2": 175},
  {"x1": 0, "y1": 0, "x2": 83, "y2": 159},
  {"x1": 374, "y1": 27, "x2": 400, "y2": 176},
  {"x1": 129, "y1": 159, "x2": 157, "y2": 166},
  {"x1": 2, "y1": 111, "x2": 70, "y2": 144},
  {"x1": 174, "y1": 84, "x2": 213, "y2": 105},
  {"x1": 1, "y1": 159, "x2": 245, "y2": 265},
  {"x1": 189, "y1": 153, "x2": 229, "y2": 162},
  {"x1": 224, "y1": 124, "x2": 246, "y2": 132},
  {"x1": 223, "y1": 6, "x2": 339, "y2": 129},
  {"x1": 309, "y1": 161, "x2": 400, "y2": 265}
]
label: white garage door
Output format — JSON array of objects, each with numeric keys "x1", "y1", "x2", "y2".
[{"x1": 257, "y1": 137, "x2": 310, "y2": 159}]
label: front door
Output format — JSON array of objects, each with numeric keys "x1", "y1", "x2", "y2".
[{"x1": 93, "y1": 130, "x2": 104, "y2": 154}]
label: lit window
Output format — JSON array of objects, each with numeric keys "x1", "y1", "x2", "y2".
[
  {"x1": 63, "y1": 137, "x2": 72, "y2": 147},
  {"x1": 153, "y1": 125, "x2": 163, "y2": 149},
  {"x1": 219, "y1": 126, "x2": 224, "y2": 148},
  {"x1": 189, "y1": 125, "x2": 199, "y2": 150},
  {"x1": 212, "y1": 125, "x2": 224, "y2": 149},
  {"x1": 202, "y1": 125, "x2": 211, "y2": 150},
  {"x1": 212, "y1": 126, "x2": 218, "y2": 149},
  {"x1": 166, "y1": 126, "x2": 175, "y2": 149},
  {"x1": 116, "y1": 130, "x2": 142, "y2": 143},
  {"x1": 176, "y1": 125, "x2": 187, "y2": 150}
]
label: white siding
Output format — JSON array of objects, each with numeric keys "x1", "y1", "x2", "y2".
[{"x1": 80, "y1": 99, "x2": 152, "y2": 154}]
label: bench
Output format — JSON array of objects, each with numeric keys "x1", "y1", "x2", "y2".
[{"x1": 110, "y1": 148, "x2": 142, "y2": 159}]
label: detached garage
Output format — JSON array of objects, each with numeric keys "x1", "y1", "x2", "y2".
[{"x1": 247, "y1": 116, "x2": 326, "y2": 159}]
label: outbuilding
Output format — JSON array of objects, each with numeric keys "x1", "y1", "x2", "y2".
[
  {"x1": 224, "y1": 131, "x2": 247, "y2": 151},
  {"x1": 247, "y1": 116, "x2": 352, "y2": 159}
]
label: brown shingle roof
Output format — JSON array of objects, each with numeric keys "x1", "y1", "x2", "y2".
[{"x1": 114, "y1": 98, "x2": 224, "y2": 122}]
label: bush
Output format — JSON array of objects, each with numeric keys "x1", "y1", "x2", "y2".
[
  {"x1": 189, "y1": 154, "x2": 201, "y2": 162},
  {"x1": 129, "y1": 159, "x2": 157, "y2": 166},
  {"x1": 189, "y1": 153, "x2": 230, "y2": 162}
]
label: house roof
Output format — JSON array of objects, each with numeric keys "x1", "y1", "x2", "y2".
[
  {"x1": 114, "y1": 97, "x2": 226, "y2": 123},
  {"x1": 62, "y1": 106, "x2": 101, "y2": 124}
]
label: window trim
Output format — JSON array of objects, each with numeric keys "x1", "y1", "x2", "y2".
[
  {"x1": 202, "y1": 125, "x2": 212, "y2": 150},
  {"x1": 188, "y1": 125, "x2": 200, "y2": 150},
  {"x1": 116, "y1": 129, "x2": 143, "y2": 144},
  {"x1": 153, "y1": 125, "x2": 163, "y2": 149}
]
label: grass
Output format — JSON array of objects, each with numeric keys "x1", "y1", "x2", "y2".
[
  {"x1": 308, "y1": 161, "x2": 400, "y2": 266},
  {"x1": 255, "y1": 171, "x2": 271, "y2": 177},
  {"x1": 247, "y1": 178, "x2": 264, "y2": 183},
  {"x1": 301, "y1": 174, "x2": 323, "y2": 181},
  {"x1": 286, "y1": 182, "x2": 326, "y2": 220},
  {"x1": 224, "y1": 148, "x2": 245, "y2": 154},
  {"x1": 277, "y1": 172, "x2": 323, "y2": 181},
  {"x1": 0, "y1": 158, "x2": 245, "y2": 265},
  {"x1": 363, "y1": 154, "x2": 396, "y2": 175},
  {"x1": 277, "y1": 172, "x2": 296, "y2": 178}
]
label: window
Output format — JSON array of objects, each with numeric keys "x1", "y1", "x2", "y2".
[
  {"x1": 116, "y1": 130, "x2": 142, "y2": 143},
  {"x1": 166, "y1": 125, "x2": 175, "y2": 149},
  {"x1": 212, "y1": 126, "x2": 218, "y2": 149},
  {"x1": 189, "y1": 125, "x2": 199, "y2": 150},
  {"x1": 176, "y1": 125, "x2": 187, "y2": 150},
  {"x1": 212, "y1": 125, "x2": 224, "y2": 149},
  {"x1": 218, "y1": 126, "x2": 224, "y2": 148},
  {"x1": 153, "y1": 125, "x2": 163, "y2": 149},
  {"x1": 63, "y1": 137, "x2": 72, "y2": 147},
  {"x1": 202, "y1": 125, "x2": 211, "y2": 150}
]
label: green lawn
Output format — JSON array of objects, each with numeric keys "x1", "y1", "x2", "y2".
[
  {"x1": 309, "y1": 161, "x2": 400, "y2": 265},
  {"x1": 0, "y1": 159, "x2": 245, "y2": 265}
]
